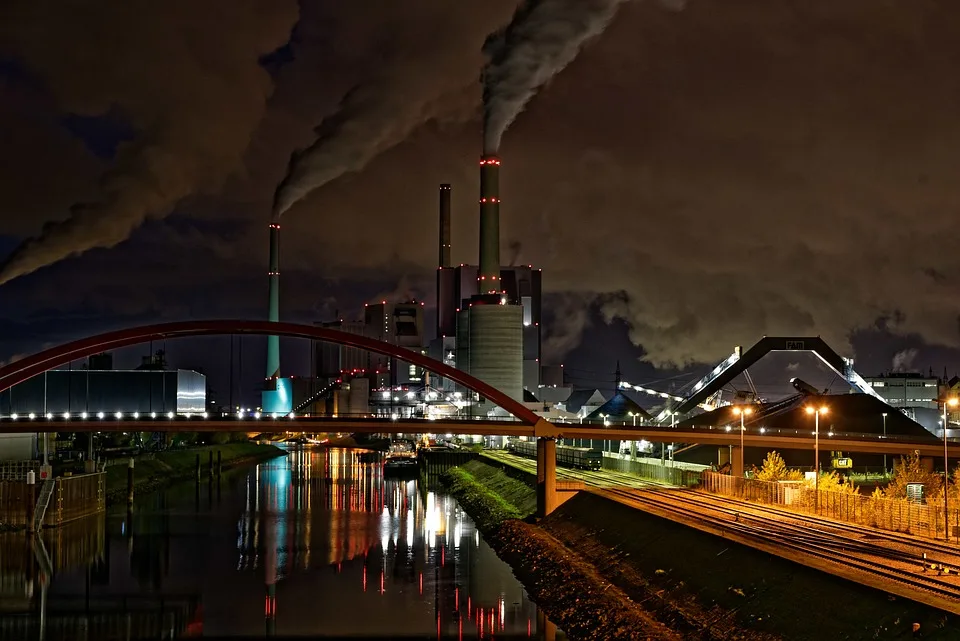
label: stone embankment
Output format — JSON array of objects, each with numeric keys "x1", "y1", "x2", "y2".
[
  {"x1": 104, "y1": 442, "x2": 285, "y2": 505},
  {"x1": 443, "y1": 459, "x2": 955, "y2": 640}
]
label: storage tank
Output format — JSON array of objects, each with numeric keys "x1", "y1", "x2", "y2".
[
  {"x1": 347, "y1": 377, "x2": 370, "y2": 416},
  {"x1": 467, "y1": 304, "x2": 523, "y2": 402}
]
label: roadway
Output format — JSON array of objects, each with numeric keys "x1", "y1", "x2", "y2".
[{"x1": 1, "y1": 415, "x2": 958, "y2": 457}]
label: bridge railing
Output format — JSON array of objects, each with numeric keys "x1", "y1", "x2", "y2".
[{"x1": 701, "y1": 471, "x2": 960, "y2": 543}]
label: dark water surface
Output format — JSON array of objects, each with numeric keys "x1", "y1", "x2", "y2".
[{"x1": 1, "y1": 447, "x2": 563, "y2": 639}]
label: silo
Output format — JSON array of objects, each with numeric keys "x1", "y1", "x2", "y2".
[{"x1": 468, "y1": 304, "x2": 523, "y2": 402}]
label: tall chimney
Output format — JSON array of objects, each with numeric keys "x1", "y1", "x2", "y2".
[
  {"x1": 479, "y1": 155, "x2": 501, "y2": 293},
  {"x1": 266, "y1": 222, "x2": 281, "y2": 379},
  {"x1": 439, "y1": 183, "x2": 451, "y2": 268}
]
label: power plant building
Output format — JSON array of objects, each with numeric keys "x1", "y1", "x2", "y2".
[
  {"x1": 435, "y1": 264, "x2": 541, "y2": 396},
  {"x1": 313, "y1": 302, "x2": 426, "y2": 388},
  {"x1": 0, "y1": 368, "x2": 206, "y2": 416}
]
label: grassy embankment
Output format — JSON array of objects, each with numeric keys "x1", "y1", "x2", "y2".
[
  {"x1": 103, "y1": 441, "x2": 285, "y2": 504},
  {"x1": 441, "y1": 459, "x2": 536, "y2": 531}
]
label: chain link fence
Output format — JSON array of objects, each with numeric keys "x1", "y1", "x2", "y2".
[
  {"x1": 701, "y1": 471, "x2": 960, "y2": 542},
  {"x1": 602, "y1": 454, "x2": 703, "y2": 487}
]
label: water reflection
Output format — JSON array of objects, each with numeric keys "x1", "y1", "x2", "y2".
[{"x1": 1, "y1": 447, "x2": 562, "y2": 640}]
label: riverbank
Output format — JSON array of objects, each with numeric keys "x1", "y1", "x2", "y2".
[
  {"x1": 103, "y1": 442, "x2": 285, "y2": 505},
  {"x1": 441, "y1": 460, "x2": 680, "y2": 640},
  {"x1": 442, "y1": 459, "x2": 956, "y2": 640}
]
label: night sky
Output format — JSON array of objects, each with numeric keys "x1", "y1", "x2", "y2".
[{"x1": 2, "y1": 1, "x2": 960, "y2": 407}]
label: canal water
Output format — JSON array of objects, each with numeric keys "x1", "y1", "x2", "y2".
[{"x1": 1, "y1": 447, "x2": 564, "y2": 640}]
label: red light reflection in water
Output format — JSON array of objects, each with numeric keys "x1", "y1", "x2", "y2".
[
  {"x1": 419, "y1": 573, "x2": 423, "y2": 595},
  {"x1": 362, "y1": 565, "x2": 366, "y2": 592}
]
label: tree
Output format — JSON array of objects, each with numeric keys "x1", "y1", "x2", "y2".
[
  {"x1": 816, "y1": 470, "x2": 860, "y2": 494},
  {"x1": 883, "y1": 451, "x2": 942, "y2": 500},
  {"x1": 753, "y1": 451, "x2": 804, "y2": 482}
]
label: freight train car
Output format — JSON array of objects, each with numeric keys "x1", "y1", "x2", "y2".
[{"x1": 506, "y1": 439, "x2": 602, "y2": 471}]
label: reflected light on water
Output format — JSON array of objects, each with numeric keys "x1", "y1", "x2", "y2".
[{"x1": 3, "y1": 446, "x2": 553, "y2": 639}]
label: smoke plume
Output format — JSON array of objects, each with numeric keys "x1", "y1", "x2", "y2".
[
  {"x1": 0, "y1": 0, "x2": 298, "y2": 285},
  {"x1": 891, "y1": 349, "x2": 919, "y2": 374},
  {"x1": 542, "y1": 292, "x2": 595, "y2": 361},
  {"x1": 482, "y1": 0, "x2": 630, "y2": 154},
  {"x1": 272, "y1": 2, "x2": 518, "y2": 218}
]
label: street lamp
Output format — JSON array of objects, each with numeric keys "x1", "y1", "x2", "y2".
[
  {"x1": 943, "y1": 397, "x2": 958, "y2": 541},
  {"x1": 881, "y1": 412, "x2": 888, "y2": 475},
  {"x1": 732, "y1": 406, "x2": 754, "y2": 478},
  {"x1": 805, "y1": 405, "x2": 829, "y2": 504},
  {"x1": 627, "y1": 412, "x2": 637, "y2": 461}
]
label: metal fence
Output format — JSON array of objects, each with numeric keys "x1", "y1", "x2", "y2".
[
  {"x1": 701, "y1": 471, "x2": 960, "y2": 542},
  {"x1": 0, "y1": 460, "x2": 40, "y2": 481},
  {"x1": 602, "y1": 454, "x2": 702, "y2": 487}
]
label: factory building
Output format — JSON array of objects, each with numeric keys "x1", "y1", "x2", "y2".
[
  {"x1": 0, "y1": 364, "x2": 206, "y2": 416},
  {"x1": 864, "y1": 373, "x2": 940, "y2": 410},
  {"x1": 313, "y1": 319, "x2": 370, "y2": 381},
  {"x1": 364, "y1": 301, "x2": 427, "y2": 387},
  {"x1": 864, "y1": 373, "x2": 943, "y2": 433},
  {"x1": 435, "y1": 264, "x2": 542, "y2": 395},
  {"x1": 312, "y1": 302, "x2": 426, "y2": 389}
]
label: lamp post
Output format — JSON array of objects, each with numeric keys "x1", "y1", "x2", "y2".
[
  {"x1": 732, "y1": 406, "x2": 754, "y2": 478},
  {"x1": 805, "y1": 405, "x2": 829, "y2": 507},
  {"x1": 628, "y1": 412, "x2": 637, "y2": 461},
  {"x1": 669, "y1": 411, "x2": 676, "y2": 466},
  {"x1": 881, "y1": 412, "x2": 888, "y2": 475},
  {"x1": 943, "y1": 397, "x2": 958, "y2": 541}
]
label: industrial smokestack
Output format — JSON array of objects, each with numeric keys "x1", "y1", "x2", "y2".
[
  {"x1": 479, "y1": 155, "x2": 502, "y2": 293},
  {"x1": 266, "y1": 222, "x2": 281, "y2": 379},
  {"x1": 439, "y1": 184, "x2": 452, "y2": 268}
]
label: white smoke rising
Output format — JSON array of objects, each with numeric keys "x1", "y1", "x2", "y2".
[
  {"x1": 891, "y1": 348, "x2": 919, "y2": 373},
  {"x1": 273, "y1": 1, "x2": 518, "y2": 217},
  {"x1": 482, "y1": 0, "x2": 630, "y2": 154}
]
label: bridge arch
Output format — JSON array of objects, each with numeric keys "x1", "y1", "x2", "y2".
[{"x1": 0, "y1": 320, "x2": 540, "y2": 425}]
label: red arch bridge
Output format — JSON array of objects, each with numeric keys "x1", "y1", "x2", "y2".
[{"x1": 1, "y1": 320, "x2": 958, "y2": 514}]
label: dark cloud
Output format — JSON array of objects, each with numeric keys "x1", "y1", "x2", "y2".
[
  {"x1": 0, "y1": 0, "x2": 298, "y2": 284},
  {"x1": 3, "y1": 0, "x2": 960, "y2": 381}
]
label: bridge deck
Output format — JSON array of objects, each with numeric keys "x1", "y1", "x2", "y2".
[{"x1": 2, "y1": 417, "x2": 957, "y2": 456}]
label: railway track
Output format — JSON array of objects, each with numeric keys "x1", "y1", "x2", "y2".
[
  {"x1": 602, "y1": 487, "x2": 960, "y2": 606},
  {"x1": 688, "y1": 489, "x2": 960, "y2": 559}
]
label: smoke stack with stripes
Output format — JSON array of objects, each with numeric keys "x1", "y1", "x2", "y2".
[
  {"x1": 439, "y1": 183, "x2": 451, "y2": 268},
  {"x1": 262, "y1": 221, "x2": 292, "y2": 414},
  {"x1": 266, "y1": 222, "x2": 280, "y2": 379},
  {"x1": 478, "y1": 156, "x2": 501, "y2": 293}
]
